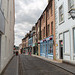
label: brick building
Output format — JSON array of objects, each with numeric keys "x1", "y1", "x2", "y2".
[
  {"x1": 35, "y1": 19, "x2": 41, "y2": 56},
  {"x1": 40, "y1": 0, "x2": 56, "y2": 59}
]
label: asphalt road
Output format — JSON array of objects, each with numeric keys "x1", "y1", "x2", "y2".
[{"x1": 19, "y1": 55, "x2": 73, "y2": 75}]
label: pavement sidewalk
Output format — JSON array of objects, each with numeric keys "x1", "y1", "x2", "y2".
[
  {"x1": 1, "y1": 56, "x2": 19, "y2": 75},
  {"x1": 32, "y1": 55, "x2": 75, "y2": 75}
]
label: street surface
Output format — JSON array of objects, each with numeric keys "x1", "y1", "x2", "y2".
[{"x1": 19, "y1": 55, "x2": 73, "y2": 75}]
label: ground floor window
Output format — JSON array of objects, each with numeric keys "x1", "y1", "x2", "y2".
[
  {"x1": 64, "y1": 31, "x2": 70, "y2": 54},
  {"x1": 48, "y1": 41, "x2": 53, "y2": 54},
  {"x1": 43, "y1": 43, "x2": 45, "y2": 53},
  {"x1": 73, "y1": 28, "x2": 75, "y2": 54},
  {"x1": 48, "y1": 41, "x2": 50, "y2": 54}
]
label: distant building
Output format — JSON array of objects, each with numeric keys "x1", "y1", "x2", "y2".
[
  {"x1": 0, "y1": 0, "x2": 15, "y2": 73},
  {"x1": 31, "y1": 26, "x2": 37, "y2": 55},
  {"x1": 35, "y1": 19, "x2": 41, "y2": 56},
  {"x1": 23, "y1": 0, "x2": 56, "y2": 59},
  {"x1": 19, "y1": 44, "x2": 22, "y2": 54}
]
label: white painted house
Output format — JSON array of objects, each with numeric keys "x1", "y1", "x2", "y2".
[
  {"x1": 0, "y1": 0, "x2": 15, "y2": 73},
  {"x1": 55, "y1": 0, "x2": 75, "y2": 63}
]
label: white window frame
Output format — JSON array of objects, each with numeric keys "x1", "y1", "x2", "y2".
[
  {"x1": 68, "y1": 0, "x2": 74, "y2": 11},
  {"x1": 63, "y1": 31, "x2": 70, "y2": 55},
  {"x1": 68, "y1": 0, "x2": 74, "y2": 17},
  {"x1": 59, "y1": 5, "x2": 64, "y2": 23}
]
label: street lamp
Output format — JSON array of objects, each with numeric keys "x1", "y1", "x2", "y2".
[{"x1": 68, "y1": 8, "x2": 75, "y2": 20}]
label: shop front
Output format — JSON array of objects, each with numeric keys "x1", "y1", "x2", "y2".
[{"x1": 40, "y1": 36, "x2": 53, "y2": 59}]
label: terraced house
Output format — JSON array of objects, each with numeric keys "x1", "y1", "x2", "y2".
[
  {"x1": 40, "y1": 0, "x2": 56, "y2": 59},
  {"x1": 23, "y1": 0, "x2": 56, "y2": 60},
  {"x1": 55, "y1": 0, "x2": 75, "y2": 63}
]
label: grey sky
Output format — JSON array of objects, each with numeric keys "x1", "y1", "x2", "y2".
[{"x1": 15, "y1": 0, "x2": 48, "y2": 46}]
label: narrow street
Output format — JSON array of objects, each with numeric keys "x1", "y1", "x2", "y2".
[{"x1": 19, "y1": 55, "x2": 73, "y2": 75}]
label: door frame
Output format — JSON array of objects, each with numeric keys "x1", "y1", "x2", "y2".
[{"x1": 59, "y1": 40, "x2": 63, "y2": 59}]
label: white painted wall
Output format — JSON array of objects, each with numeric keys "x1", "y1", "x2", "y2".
[
  {"x1": 0, "y1": 0, "x2": 15, "y2": 73},
  {"x1": 55, "y1": 0, "x2": 75, "y2": 62}
]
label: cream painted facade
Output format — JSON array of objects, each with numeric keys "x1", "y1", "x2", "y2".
[
  {"x1": 55, "y1": 0, "x2": 75, "y2": 63},
  {"x1": 0, "y1": 0, "x2": 15, "y2": 73}
]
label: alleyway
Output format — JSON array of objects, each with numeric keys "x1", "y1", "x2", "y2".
[{"x1": 19, "y1": 55, "x2": 73, "y2": 75}]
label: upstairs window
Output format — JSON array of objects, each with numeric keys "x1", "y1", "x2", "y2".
[
  {"x1": 47, "y1": 9, "x2": 50, "y2": 19},
  {"x1": 48, "y1": 24, "x2": 50, "y2": 36},
  {"x1": 43, "y1": 13, "x2": 45, "y2": 22},
  {"x1": 51, "y1": 22, "x2": 53, "y2": 35},
  {"x1": 59, "y1": 5, "x2": 64, "y2": 23},
  {"x1": 51, "y1": 1, "x2": 53, "y2": 16},
  {"x1": 68, "y1": 0, "x2": 74, "y2": 11},
  {"x1": 43, "y1": 27, "x2": 45, "y2": 38}
]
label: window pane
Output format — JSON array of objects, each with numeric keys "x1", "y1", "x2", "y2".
[
  {"x1": 51, "y1": 22, "x2": 53, "y2": 35},
  {"x1": 68, "y1": 0, "x2": 74, "y2": 10},
  {"x1": 59, "y1": 5, "x2": 64, "y2": 22},
  {"x1": 64, "y1": 31, "x2": 70, "y2": 54}
]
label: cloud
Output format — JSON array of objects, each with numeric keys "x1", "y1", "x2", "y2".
[{"x1": 15, "y1": 0, "x2": 48, "y2": 46}]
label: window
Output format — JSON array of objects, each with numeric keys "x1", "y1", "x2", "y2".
[
  {"x1": 68, "y1": 0, "x2": 74, "y2": 11},
  {"x1": 73, "y1": 28, "x2": 75, "y2": 54},
  {"x1": 48, "y1": 41, "x2": 53, "y2": 54},
  {"x1": 59, "y1": 5, "x2": 64, "y2": 23},
  {"x1": 47, "y1": 9, "x2": 49, "y2": 19},
  {"x1": 51, "y1": 1, "x2": 53, "y2": 16},
  {"x1": 64, "y1": 31, "x2": 70, "y2": 54},
  {"x1": 51, "y1": 22, "x2": 53, "y2": 35},
  {"x1": 43, "y1": 44, "x2": 45, "y2": 53},
  {"x1": 43, "y1": 13, "x2": 45, "y2": 22},
  {"x1": 43, "y1": 27, "x2": 45, "y2": 37},
  {"x1": 48, "y1": 25, "x2": 50, "y2": 36}
]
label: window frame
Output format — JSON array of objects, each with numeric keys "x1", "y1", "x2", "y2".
[
  {"x1": 51, "y1": 22, "x2": 53, "y2": 35},
  {"x1": 51, "y1": 1, "x2": 53, "y2": 16},
  {"x1": 63, "y1": 30, "x2": 70, "y2": 54},
  {"x1": 47, "y1": 9, "x2": 50, "y2": 19},
  {"x1": 59, "y1": 5, "x2": 64, "y2": 24},
  {"x1": 68, "y1": 0, "x2": 74, "y2": 11}
]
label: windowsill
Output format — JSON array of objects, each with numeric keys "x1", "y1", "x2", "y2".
[
  {"x1": 64, "y1": 53, "x2": 70, "y2": 56},
  {"x1": 59, "y1": 20, "x2": 65, "y2": 25}
]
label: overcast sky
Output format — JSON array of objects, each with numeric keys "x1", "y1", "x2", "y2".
[{"x1": 15, "y1": 0, "x2": 48, "y2": 46}]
